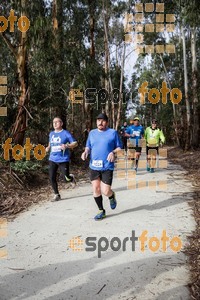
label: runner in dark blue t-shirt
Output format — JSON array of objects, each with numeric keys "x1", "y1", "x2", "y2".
[
  {"x1": 125, "y1": 116, "x2": 144, "y2": 172},
  {"x1": 81, "y1": 113, "x2": 122, "y2": 220},
  {"x1": 46, "y1": 117, "x2": 78, "y2": 201}
]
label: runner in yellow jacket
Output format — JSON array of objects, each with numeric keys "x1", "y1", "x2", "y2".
[{"x1": 144, "y1": 119, "x2": 165, "y2": 173}]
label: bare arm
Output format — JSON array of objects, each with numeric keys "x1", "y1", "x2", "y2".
[
  {"x1": 107, "y1": 147, "x2": 121, "y2": 162},
  {"x1": 45, "y1": 143, "x2": 50, "y2": 152},
  {"x1": 66, "y1": 141, "x2": 78, "y2": 149},
  {"x1": 113, "y1": 147, "x2": 121, "y2": 154},
  {"x1": 60, "y1": 141, "x2": 78, "y2": 150},
  {"x1": 81, "y1": 147, "x2": 90, "y2": 160}
]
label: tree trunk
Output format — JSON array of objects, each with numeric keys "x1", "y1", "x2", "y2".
[
  {"x1": 52, "y1": 0, "x2": 64, "y2": 119},
  {"x1": 103, "y1": 10, "x2": 110, "y2": 119},
  {"x1": 88, "y1": 0, "x2": 95, "y2": 59},
  {"x1": 115, "y1": 42, "x2": 126, "y2": 130},
  {"x1": 191, "y1": 27, "x2": 199, "y2": 148},
  {"x1": 182, "y1": 26, "x2": 191, "y2": 150},
  {"x1": 84, "y1": 0, "x2": 96, "y2": 130},
  {"x1": 103, "y1": 1, "x2": 113, "y2": 125},
  {"x1": 159, "y1": 54, "x2": 179, "y2": 146},
  {"x1": 11, "y1": 0, "x2": 29, "y2": 145},
  {"x1": 12, "y1": 40, "x2": 28, "y2": 145}
]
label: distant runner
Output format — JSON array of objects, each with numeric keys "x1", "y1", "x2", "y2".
[
  {"x1": 144, "y1": 119, "x2": 165, "y2": 173},
  {"x1": 46, "y1": 117, "x2": 78, "y2": 201},
  {"x1": 120, "y1": 121, "x2": 128, "y2": 152},
  {"x1": 81, "y1": 113, "x2": 122, "y2": 220},
  {"x1": 125, "y1": 116, "x2": 144, "y2": 172}
]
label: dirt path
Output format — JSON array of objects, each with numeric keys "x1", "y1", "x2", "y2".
[{"x1": 0, "y1": 154, "x2": 196, "y2": 300}]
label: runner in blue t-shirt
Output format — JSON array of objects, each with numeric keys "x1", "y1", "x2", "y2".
[
  {"x1": 46, "y1": 117, "x2": 78, "y2": 201},
  {"x1": 125, "y1": 116, "x2": 144, "y2": 172},
  {"x1": 81, "y1": 113, "x2": 122, "y2": 220}
]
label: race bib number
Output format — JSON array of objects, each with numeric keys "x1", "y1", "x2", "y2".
[
  {"x1": 92, "y1": 160, "x2": 103, "y2": 167},
  {"x1": 133, "y1": 130, "x2": 140, "y2": 137},
  {"x1": 51, "y1": 145, "x2": 62, "y2": 152}
]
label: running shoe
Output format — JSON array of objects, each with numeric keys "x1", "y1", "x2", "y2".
[
  {"x1": 51, "y1": 194, "x2": 61, "y2": 202},
  {"x1": 135, "y1": 167, "x2": 138, "y2": 173},
  {"x1": 150, "y1": 168, "x2": 155, "y2": 173},
  {"x1": 109, "y1": 192, "x2": 117, "y2": 210},
  {"x1": 94, "y1": 210, "x2": 106, "y2": 220},
  {"x1": 65, "y1": 174, "x2": 76, "y2": 188},
  {"x1": 69, "y1": 174, "x2": 76, "y2": 188},
  {"x1": 146, "y1": 166, "x2": 150, "y2": 171}
]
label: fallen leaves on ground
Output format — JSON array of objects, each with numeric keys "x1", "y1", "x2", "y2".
[{"x1": 168, "y1": 147, "x2": 200, "y2": 300}]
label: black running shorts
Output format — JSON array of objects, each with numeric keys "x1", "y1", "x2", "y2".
[
  {"x1": 90, "y1": 169, "x2": 113, "y2": 186},
  {"x1": 146, "y1": 146, "x2": 159, "y2": 155},
  {"x1": 129, "y1": 146, "x2": 142, "y2": 153}
]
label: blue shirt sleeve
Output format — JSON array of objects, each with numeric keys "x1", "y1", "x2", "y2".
[
  {"x1": 66, "y1": 130, "x2": 76, "y2": 143},
  {"x1": 115, "y1": 131, "x2": 122, "y2": 149},
  {"x1": 141, "y1": 126, "x2": 144, "y2": 135},
  {"x1": 86, "y1": 133, "x2": 91, "y2": 149}
]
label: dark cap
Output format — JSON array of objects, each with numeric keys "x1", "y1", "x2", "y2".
[{"x1": 96, "y1": 113, "x2": 108, "y2": 121}]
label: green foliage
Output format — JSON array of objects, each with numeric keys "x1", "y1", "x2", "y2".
[{"x1": 10, "y1": 160, "x2": 42, "y2": 174}]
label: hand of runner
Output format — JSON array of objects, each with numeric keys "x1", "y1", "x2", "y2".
[
  {"x1": 107, "y1": 151, "x2": 115, "y2": 162},
  {"x1": 45, "y1": 146, "x2": 50, "y2": 153},
  {"x1": 60, "y1": 144, "x2": 68, "y2": 150},
  {"x1": 81, "y1": 151, "x2": 88, "y2": 161}
]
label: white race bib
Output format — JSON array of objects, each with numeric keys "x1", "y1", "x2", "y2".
[
  {"x1": 92, "y1": 160, "x2": 103, "y2": 167},
  {"x1": 51, "y1": 145, "x2": 62, "y2": 152},
  {"x1": 133, "y1": 130, "x2": 140, "y2": 137}
]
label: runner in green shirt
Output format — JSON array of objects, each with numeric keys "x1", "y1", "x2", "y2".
[{"x1": 144, "y1": 119, "x2": 165, "y2": 173}]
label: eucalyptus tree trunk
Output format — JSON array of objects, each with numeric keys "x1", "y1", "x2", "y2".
[
  {"x1": 88, "y1": 0, "x2": 95, "y2": 59},
  {"x1": 83, "y1": 0, "x2": 96, "y2": 130},
  {"x1": 103, "y1": 1, "x2": 113, "y2": 126},
  {"x1": 182, "y1": 26, "x2": 191, "y2": 150},
  {"x1": 7, "y1": 0, "x2": 29, "y2": 145},
  {"x1": 191, "y1": 27, "x2": 199, "y2": 147},
  {"x1": 52, "y1": 0, "x2": 65, "y2": 121},
  {"x1": 159, "y1": 54, "x2": 179, "y2": 146},
  {"x1": 115, "y1": 42, "x2": 126, "y2": 130}
]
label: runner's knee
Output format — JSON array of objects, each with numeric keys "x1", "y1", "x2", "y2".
[
  {"x1": 101, "y1": 186, "x2": 112, "y2": 196},
  {"x1": 92, "y1": 184, "x2": 101, "y2": 196}
]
